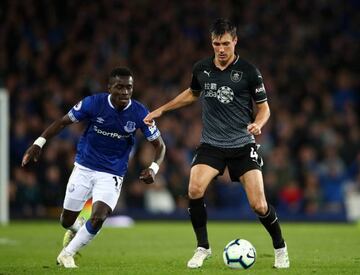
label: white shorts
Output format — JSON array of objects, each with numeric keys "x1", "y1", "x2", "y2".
[{"x1": 63, "y1": 163, "x2": 123, "y2": 212}]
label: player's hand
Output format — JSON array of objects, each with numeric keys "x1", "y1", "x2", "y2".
[
  {"x1": 143, "y1": 110, "x2": 163, "y2": 126},
  {"x1": 247, "y1": 123, "x2": 262, "y2": 135},
  {"x1": 139, "y1": 168, "x2": 155, "y2": 184},
  {"x1": 21, "y1": 145, "x2": 42, "y2": 167}
]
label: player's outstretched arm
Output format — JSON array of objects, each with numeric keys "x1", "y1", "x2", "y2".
[
  {"x1": 21, "y1": 114, "x2": 74, "y2": 167},
  {"x1": 247, "y1": 101, "x2": 270, "y2": 136},
  {"x1": 143, "y1": 88, "x2": 199, "y2": 126},
  {"x1": 139, "y1": 136, "x2": 166, "y2": 184}
]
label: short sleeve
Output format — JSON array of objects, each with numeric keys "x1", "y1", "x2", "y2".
[
  {"x1": 68, "y1": 96, "x2": 94, "y2": 122},
  {"x1": 137, "y1": 105, "x2": 161, "y2": 141},
  {"x1": 190, "y1": 63, "x2": 201, "y2": 96},
  {"x1": 249, "y1": 67, "x2": 267, "y2": 104}
]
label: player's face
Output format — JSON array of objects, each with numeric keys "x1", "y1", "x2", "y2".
[
  {"x1": 108, "y1": 76, "x2": 133, "y2": 109},
  {"x1": 212, "y1": 33, "x2": 237, "y2": 66}
]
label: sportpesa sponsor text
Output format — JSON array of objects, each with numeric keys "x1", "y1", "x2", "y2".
[{"x1": 93, "y1": 125, "x2": 131, "y2": 139}]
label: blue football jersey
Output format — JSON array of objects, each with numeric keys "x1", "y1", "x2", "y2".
[{"x1": 67, "y1": 93, "x2": 160, "y2": 176}]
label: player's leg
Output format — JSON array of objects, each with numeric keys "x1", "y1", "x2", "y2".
[
  {"x1": 64, "y1": 201, "x2": 112, "y2": 256},
  {"x1": 60, "y1": 165, "x2": 90, "y2": 234},
  {"x1": 62, "y1": 171, "x2": 122, "y2": 262},
  {"x1": 187, "y1": 164, "x2": 219, "y2": 268},
  {"x1": 240, "y1": 170, "x2": 289, "y2": 268},
  {"x1": 240, "y1": 169, "x2": 285, "y2": 246},
  {"x1": 60, "y1": 209, "x2": 85, "y2": 247},
  {"x1": 228, "y1": 144, "x2": 289, "y2": 268},
  {"x1": 187, "y1": 144, "x2": 226, "y2": 268},
  {"x1": 188, "y1": 164, "x2": 219, "y2": 248},
  {"x1": 57, "y1": 166, "x2": 92, "y2": 268}
]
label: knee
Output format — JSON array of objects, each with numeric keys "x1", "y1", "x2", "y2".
[
  {"x1": 188, "y1": 182, "x2": 205, "y2": 199},
  {"x1": 250, "y1": 201, "x2": 268, "y2": 216},
  {"x1": 60, "y1": 213, "x2": 75, "y2": 229}
]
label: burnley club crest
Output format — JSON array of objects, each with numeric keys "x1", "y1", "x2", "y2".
[{"x1": 230, "y1": 70, "x2": 243, "y2": 83}]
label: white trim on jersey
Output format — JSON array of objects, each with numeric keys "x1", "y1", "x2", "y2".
[
  {"x1": 147, "y1": 130, "x2": 161, "y2": 141},
  {"x1": 233, "y1": 55, "x2": 240, "y2": 65},
  {"x1": 255, "y1": 98, "x2": 268, "y2": 104},
  {"x1": 107, "y1": 95, "x2": 132, "y2": 111},
  {"x1": 68, "y1": 110, "x2": 79, "y2": 122}
]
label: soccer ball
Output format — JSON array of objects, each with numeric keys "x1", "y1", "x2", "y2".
[{"x1": 223, "y1": 239, "x2": 256, "y2": 269}]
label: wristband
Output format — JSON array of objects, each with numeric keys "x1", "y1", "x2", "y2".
[
  {"x1": 33, "y1": 137, "x2": 46, "y2": 148},
  {"x1": 149, "y1": 162, "x2": 160, "y2": 174}
]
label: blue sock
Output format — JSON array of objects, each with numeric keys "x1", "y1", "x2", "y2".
[{"x1": 85, "y1": 220, "x2": 100, "y2": 235}]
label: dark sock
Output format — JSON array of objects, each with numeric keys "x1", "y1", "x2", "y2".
[
  {"x1": 258, "y1": 205, "x2": 285, "y2": 249},
  {"x1": 188, "y1": 197, "x2": 209, "y2": 249}
]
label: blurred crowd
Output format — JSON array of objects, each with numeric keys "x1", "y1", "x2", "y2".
[{"x1": 2, "y1": 0, "x2": 359, "y2": 219}]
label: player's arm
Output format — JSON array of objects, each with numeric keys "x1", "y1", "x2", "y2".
[
  {"x1": 139, "y1": 136, "x2": 166, "y2": 184},
  {"x1": 248, "y1": 64, "x2": 270, "y2": 136},
  {"x1": 21, "y1": 115, "x2": 74, "y2": 166},
  {"x1": 247, "y1": 101, "x2": 270, "y2": 136},
  {"x1": 143, "y1": 88, "x2": 199, "y2": 126}
]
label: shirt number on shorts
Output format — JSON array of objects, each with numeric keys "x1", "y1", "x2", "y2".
[
  {"x1": 113, "y1": 176, "x2": 123, "y2": 192},
  {"x1": 250, "y1": 146, "x2": 263, "y2": 167},
  {"x1": 250, "y1": 147, "x2": 258, "y2": 160}
]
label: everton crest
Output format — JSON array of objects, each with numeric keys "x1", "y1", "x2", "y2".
[
  {"x1": 230, "y1": 70, "x2": 243, "y2": 83},
  {"x1": 124, "y1": 121, "x2": 136, "y2": 133}
]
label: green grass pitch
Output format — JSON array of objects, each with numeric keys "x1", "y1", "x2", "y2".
[{"x1": 0, "y1": 221, "x2": 359, "y2": 274}]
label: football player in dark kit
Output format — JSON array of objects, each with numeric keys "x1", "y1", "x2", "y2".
[{"x1": 144, "y1": 18, "x2": 289, "y2": 269}]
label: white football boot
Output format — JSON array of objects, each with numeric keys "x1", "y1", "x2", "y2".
[
  {"x1": 187, "y1": 247, "x2": 212, "y2": 268},
  {"x1": 56, "y1": 248, "x2": 78, "y2": 268},
  {"x1": 274, "y1": 243, "x2": 290, "y2": 268}
]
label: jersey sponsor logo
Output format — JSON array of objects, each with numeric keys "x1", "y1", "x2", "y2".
[
  {"x1": 124, "y1": 121, "x2": 136, "y2": 133},
  {"x1": 204, "y1": 85, "x2": 234, "y2": 104},
  {"x1": 93, "y1": 125, "x2": 131, "y2": 139},
  {"x1": 74, "y1": 101, "x2": 83, "y2": 111},
  {"x1": 255, "y1": 83, "x2": 266, "y2": 94},
  {"x1": 230, "y1": 70, "x2": 243, "y2": 83},
  {"x1": 217, "y1": 86, "x2": 234, "y2": 104},
  {"x1": 204, "y1": 82, "x2": 217, "y2": 90}
]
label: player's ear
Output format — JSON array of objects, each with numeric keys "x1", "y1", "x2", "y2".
[{"x1": 233, "y1": 36, "x2": 238, "y2": 45}]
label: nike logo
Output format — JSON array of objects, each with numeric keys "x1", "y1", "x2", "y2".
[{"x1": 203, "y1": 70, "x2": 211, "y2": 77}]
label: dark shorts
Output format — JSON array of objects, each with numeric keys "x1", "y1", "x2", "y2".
[{"x1": 191, "y1": 143, "x2": 263, "y2": 182}]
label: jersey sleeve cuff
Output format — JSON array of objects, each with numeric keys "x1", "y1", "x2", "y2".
[
  {"x1": 68, "y1": 110, "x2": 79, "y2": 122},
  {"x1": 255, "y1": 98, "x2": 267, "y2": 104},
  {"x1": 147, "y1": 130, "x2": 161, "y2": 141}
]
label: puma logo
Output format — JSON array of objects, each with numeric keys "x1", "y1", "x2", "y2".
[{"x1": 203, "y1": 70, "x2": 211, "y2": 77}]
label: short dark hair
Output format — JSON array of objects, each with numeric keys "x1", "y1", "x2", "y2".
[
  {"x1": 210, "y1": 18, "x2": 237, "y2": 38},
  {"x1": 109, "y1": 67, "x2": 133, "y2": 80}
]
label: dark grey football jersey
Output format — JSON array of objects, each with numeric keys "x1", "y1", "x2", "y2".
[{"x1": 190, "y1": 55, "x2": 267, "y2": 148}]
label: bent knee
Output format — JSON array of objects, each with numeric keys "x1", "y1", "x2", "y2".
[
  {"x1": 250, "y1": 202, "x2": 268, "y2": 216},
  {"x1": 188, "y1": 183, "x2": 205, "y2": 199},
  {"x1": 60, "y1": 215, "x2": 75, "y2": 229}
]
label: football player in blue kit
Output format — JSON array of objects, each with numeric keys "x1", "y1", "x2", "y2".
[{"x1": 22, "y1": 67, "x2": 166, "y2": 268}]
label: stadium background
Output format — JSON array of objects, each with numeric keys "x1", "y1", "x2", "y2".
[{"x1": 2, "y1": 0, "x2": 359, "y2": 221}]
